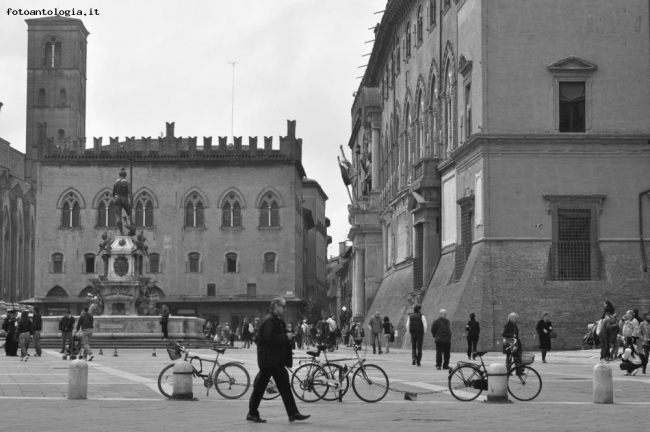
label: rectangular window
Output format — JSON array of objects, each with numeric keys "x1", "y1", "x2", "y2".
[
  {"x1": 207, "y1": 283, "x2": 216, "y2": 297},
  {"x1": 555, "y1": 208, "x2": 592, "y2": 280},
  {"x1": 149, "y1": 253, "x2": 160, "y2": 273},
  {"x1": 226, "y1": 253, "x2": 237, "y2": 273},
  {"x1": 188, "y1": 253, "x2": 200, "y2": 273},
  {"x1": 559, "y1": 82, "x2": 585, "y2": 132},
  {"x1": 84, "y1": 255, "x2": 95, "y2": 273},
  {"x1": 264, "y1": 253, "x2": 276, "y2": 273},
  {"x1": 53, "y1": 254, "x2": 63, "y2": 273},
  {"x1": 441, "y1": 173, "x2": 457, "y2": 247},
  {"x1": 247, "y1": 283, "x2": 257, "y2": 297}
]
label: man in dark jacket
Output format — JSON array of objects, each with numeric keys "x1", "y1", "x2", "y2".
[
  {"x1": 431, "y1": 309, "x2": 452, "y2": 370},
  {"x1": 32, "y1": 307, "x2": 43, "y2": 357},
  {"x1": 406, "y1": 305, "x2": 428, "y2": 366},
  {"x1": 76, "y1": 306, "x2": 94, "y2": 361},
  {"x1": 59, "y1": 310, "x2": 75, "y2": 353},
  {"x1": 247, "y1": 298, "x2": 310, "y2": 423}
]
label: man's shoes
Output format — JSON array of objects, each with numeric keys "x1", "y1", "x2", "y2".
[
  {"x1": 24, "y1": 356, "x2": 28, "y2": 362},
  {"x1": 288, "y1": 413, "x2": 311, "y2": 422},
  {"x1": 378, "y1": 351, "x2": 382, "y2": 354},
  {"x1": 542, "y1": 360, "x2": 547, "y2": 363},
  {"x1": 412, "y1": 359, "x2": 416, "y2": 365},
  {"x1": 436, "y1": 366, "x2": 441, "y2": 370},
  {"x1": 246, "y1": 414, "x2": 267, "y2": 423},
  {"x1": 88, "y1": 356, "x2": 94, "y2": 362},
  {"x1": 59, "y1": 351, "x2": 65, "y2": 354},
  {"x1": 442, "y1": 366, "x2": 450, "y2": 370},
  {"x1": 34, "y1": 354, "x2": 41, "y2": 357},
  {"x1": 416, "y1": 361, "x2": 421, "y2": 366},
  {"x1": 624, "y1": 372, "x2": 632, "y2": 376},
  {"x1": 20, "y1": 358, "x2": 24, "y2": 361}
]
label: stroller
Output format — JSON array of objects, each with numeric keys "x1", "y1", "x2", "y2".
[
  {"x1": 62, "y1": 332, "x2": 84, "y2": 360},
  {"x1": 582, "y1": 321, "x2": 600, "y2": 349}
]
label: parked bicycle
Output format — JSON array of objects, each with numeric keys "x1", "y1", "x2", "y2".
[
  {"x1": 447, "y1": 345, "x2": 542, "y2": 402},
  {"x1": 157, "y1": 341, "x2": 250, "y2": 399},
  {"x1": 291, "y1": 343, "x2": 389, "y2": 403}
]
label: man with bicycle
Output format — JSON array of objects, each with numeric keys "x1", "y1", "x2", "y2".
[{"x1": 247, "y1": 298, "x2": 310, "y2": 423}]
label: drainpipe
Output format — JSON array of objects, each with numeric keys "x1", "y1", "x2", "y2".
[{"x1": 640, "y1": 190, "x2": 650, "y2": 272}]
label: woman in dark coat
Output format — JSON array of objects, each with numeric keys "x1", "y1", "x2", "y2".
[
  {"x1": 536, "y1": 311, "x2": 553, "y2": 363},
  {"x1": 502, "y1": 312, "x2": 524, "y2": 375},
  {"x1": 465, "y1": 313, "x2": 480, "y2": 360},
  {"x1": 2, "y1": 310, "x2": 19, "y2": 356}
]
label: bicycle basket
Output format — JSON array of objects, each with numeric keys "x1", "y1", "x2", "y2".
[
  {"x1": 521, "y1": 352, "x2": 535, "y2": 365},
  {"x1": 166, "y1": 346, "x2": 182, "y2": 361}
]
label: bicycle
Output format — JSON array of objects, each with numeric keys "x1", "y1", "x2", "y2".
[
  {"x1": 291, "y1": 343, "x2": 389, "y2": 403},
  {"x1": 157, "y1": 341, "x2": 250, "y2": 399},
  {"x1": 447, "y1": 346, "x2": 542, "y2": 402}
]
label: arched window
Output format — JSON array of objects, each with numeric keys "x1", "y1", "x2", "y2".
[
  {"x1": 222, "y1": 194, "x2": 242, "y2": 228},
  {"x1": 260, "y1": 194, "x2": 280, "y2": 227},
  {"x1": 264, "y1": 252, "x2": 277, "y2": 273},
  {"x1": 149, "y1": 253, "x2": 160, "y2": 273},
  {"x1": 97, "y1": 191, "x2": 116, "y2": 228},
  {"x1": 61, "y1": 193, "x2": 80, "y2": 228},
  {"x1": 405, "y1": 103, "x2": 411, "y2": 176},
  {"x1": 51, "y1": 253, "x2": 64, "y2": 273},
  {"x1": 59, "y1": 89, "x2": 67, "y2": 106},
  {"x1": 405, "y1": 22, "x2": 412, "y2": 57},
  {"x1": 395, "y1": 37, "x2": 401, "y2": 75},
  {"x1": 429, "y1": 0, "x2": 437, "y2": 27},
  {"x1": 134, "y1": 192, "x2": 154, "y2": 228},
  {"x1": 188, "y1": 252, "x2": 201, "y2": 273},
  {"x1": 416, "y1": 89, "x2": 424, "y2": 159},
  {"x1": 225, "y1": 252, "x2": 238, "y2": 273},
  {"x1": 444, "y1": 59, "x2": 454, "y2": 152},
  {"x1": 37, "y1": 89, "x2": 46, "y2": 106},
  {"x1": 44, "y1": 38, "x2": 62, "y2": 68},
  {"x1": 417, "y1": 5, "x2": 423, "y2": 43},
  {"x1": 185, "y1": 194, "x2": 205, "y2": 228}
]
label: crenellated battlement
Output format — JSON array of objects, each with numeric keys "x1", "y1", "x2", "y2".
[{"x1": 42, "y1": 120, "x2": 303, "y2": 162}]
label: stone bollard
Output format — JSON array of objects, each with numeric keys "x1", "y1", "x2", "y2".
[
  {"x1": 67, "y1": 359, "x2": 88, "y2": 400},
  {"x1": 172, "y1": 361, "x2": 195, "y2": 400},
  {"x1": 593, "y1": 364, "x2": 613, "y2": 404},
  {"x1": 486, "y1": 363, "x2": 510, "y2": 403}
]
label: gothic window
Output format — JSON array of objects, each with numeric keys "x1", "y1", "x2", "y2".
[
  {"x1": 37, "y1": 89, "x2": 46, "y2": 106},
  {"x1": 395, "y1": 37, "x2": 401, "y2": 75},
  {"x1": 465, "y1": 83, "x2": 472, "y2": 139},
  {"x1": 222, "y1": 194, "x2": 242, "y2": 228},
  {"x1": 417, "y1": 5, "x2": 423, "y2": 43},
  {"x1": 444, "y1": 59, "x2": 454, "y2": 153},
  {"x1": 260, "y1": 194, "x2": 280, "y2": 227},
  {"x1": 134, "y1": 192, "x2": 154, "y2": 228},
  {"x1": 225, "y1": 252, "x2": 238, "y2": 273},
  {"x1": 84, "y1": 253, "x2": 95, "y2": 273},
  {"x1": 429, "y1": 0, "x2": 437, "y2": 27},
  {"x1": 559, "y1": 82, "x2": 585, "y2": 132},
  {"x1": 185, "y1": 194, "x2": 205, "y2": 228},
  {"x1": 188, "y1": 252, "x2": 201, "y2": 273},
  {"x1": 264, "y1": 252, "x2": 277, "y2": 273},
  {"x1": 51, "y1": 253, "x2": 64, "y2": 273},
  {"x1": 59, "y1": 89, "x2": 67, "y2": 106},
  {"x1": 405, "y1": 22, "x2": 412, "y2": 57},
  {"x1": 416, "y1": 90, "x2": 424, "y2": 160},
  {"x1": 97, "y1": 191, "x2": 116, "y2": 228},
  {"x1": 61, "y1": 193, "x2": 81, "y2": 228},
  {"x1": 44, "y1": 38, "x2": 62, "y2": 68},
  {"x1": 149, "y1": 253, "x2": 160, "y2": 273}
]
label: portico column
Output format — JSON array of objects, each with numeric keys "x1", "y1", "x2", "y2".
[
  {"x1": 371, "y1": 126, "x2": 380, "y2": 192},
  {"x1": 353, "y1": 248, "x2": 365, "y2": 319}
]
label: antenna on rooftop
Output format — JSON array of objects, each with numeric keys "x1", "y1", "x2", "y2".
[{"x1": 228, "y1": 61, "x2": 238, "y2": 145}]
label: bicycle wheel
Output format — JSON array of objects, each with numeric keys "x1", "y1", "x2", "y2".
[
  {"x1": 291, "y1": 363, "x2": 328, "y2": 402},
  {"x1": 352, "y1": 364, "x2": 389, "y2": 403},
  {"x1": 157, "y1": 363, "x2": 176, "y2": 399},
  {"x1": 214, "y1": 362, "x2": 250, "y2": 399},
  {"x1": 507, "y1": 365, "x2": 542, "y2": 401},
  {"x1": 448, "y1": 365, "x2": 484, "y2": 402},
  {"x1": 320, "y1": 363, "x2": 350, "y2": 401},
  {"x1": 254, "y1": 372, "x2": 281, "y2": 400}
]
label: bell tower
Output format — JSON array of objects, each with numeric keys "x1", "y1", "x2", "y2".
[{"x1": 25, "y1": 17, "x2": 89, "y2": 183}]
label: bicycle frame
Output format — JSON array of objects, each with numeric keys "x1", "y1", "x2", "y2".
[{"x1": 303, "y1": 344, "x2": 366, "y2": 398}]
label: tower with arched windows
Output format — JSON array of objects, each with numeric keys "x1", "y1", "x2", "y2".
[{"x1": 25, "y1": 17, "x2": 88, "y2": 184}]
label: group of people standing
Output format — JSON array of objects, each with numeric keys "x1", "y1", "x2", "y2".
[
  {"x1": 2, "y1": 307, "x2": 43, "y2": 360},
  {"x1": 596, "y1": 301, "x2": 648, "y2": 375}
]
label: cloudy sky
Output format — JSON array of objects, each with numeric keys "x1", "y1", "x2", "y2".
[{"x1": 0, "y1": 0, "x2": 381, "y2": 255}]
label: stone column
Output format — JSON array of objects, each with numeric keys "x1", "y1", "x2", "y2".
[
  {"x1": 353, "y1": 248, "x2": 366, "y2": 319},
  {"x1": 371, "y1": 126, "x2": 380, "y2": 192},
  {"x1": 421, "y1": 220, "x2": 430, "y2": 289}
]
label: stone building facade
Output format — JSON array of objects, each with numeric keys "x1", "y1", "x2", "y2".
[
  {"x1": 19, "y1": 17, "x2": 328, "y2": 329},
  {"x1": 347, "y1": 0, "x2": 650, "y2": 350}
]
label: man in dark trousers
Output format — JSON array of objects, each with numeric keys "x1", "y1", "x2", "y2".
[
  {"x1": 59, "y1": 310, "x2": 75, "y2": 353},
  {"x1": 247, "y1": 298, "x2": 310, "y2": 423},
  {"x1": 406, "y1": 305, "x2": 428, "y2": 366},
  {"x1": 431, "y1": 309, "x2": 452, "y2": 370},
  {"x1": 32, "y1": 307, "x2": 43, "y2": 357}
]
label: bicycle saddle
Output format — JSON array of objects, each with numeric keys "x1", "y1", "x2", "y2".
[
  {"x1": 474, "y1": 351, "x2": 488, "y2": 357},
  {"x1": 211, "y1": 347, "x2": 226, "y2": 354},
  {"x1": 306, "y1": 350, "x2": 321, "y2": 358}
]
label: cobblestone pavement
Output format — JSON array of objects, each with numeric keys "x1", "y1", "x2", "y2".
[{"x1": 1, "y1": 344, "x2": 648, "y2": 431}]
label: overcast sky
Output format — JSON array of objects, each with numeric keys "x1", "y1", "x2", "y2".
[{"x1": 0, "y1": 0, "x2": 381, "y2": 256}]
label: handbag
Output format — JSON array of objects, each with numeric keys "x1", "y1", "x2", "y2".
[{"x1": 549, "y1": 330, "x2": 557, "y2": 339}]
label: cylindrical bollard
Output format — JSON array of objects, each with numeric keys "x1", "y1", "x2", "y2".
[
  {"x1": 593, "y1": 364, "x2": 613, "y2": 404},
  {"x1": 67, "y1": 359, "x2": 88, "y2": 400},
  {"x1": 486, "y1": 363, "x2": 510, "y2": 403},
  {"x1": 172, "y1": 361, "x2": 195, "y2": 400}
]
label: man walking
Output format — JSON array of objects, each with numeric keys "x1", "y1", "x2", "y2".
[
  {"x1": 327, "y1": 314, "x2": 337, "y2": 351},
  {"x1": 431, "y1": 309, "x2": 452, "y2": 370},
  {"x1": 368, "y1": 311, "x2": 383, "y2": 354},
  {"x1": 406, "y1": 305, "x2": 427, "y2": 366},
  {"x1": 32, "y1": 307, "x2": 43, "y2": 357},
  {"x1": 59, "y1": 310, "x2": 75, "y2": 354},
  {"x1": 76, "y1": 305, "x2": 94, "y2": 361},
  {"x1": 247, "y1": 298, "x2": 310, "y2": 423}
]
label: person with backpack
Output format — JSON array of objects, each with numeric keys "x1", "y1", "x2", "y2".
[
  {"x1": 619, "y1": 337, "x2": 645, "y2": 376},
  {"x1": 382, "y1": 316, "x2": 393, "y2": 353},
  {"x1": 351, "y1": 320, "x2": 365, "y2": 346},
  {"x1": 326, "y1": 315, "x2": 337, "y2": 351},
  {"x1": 465, "y1": 313, "x2": 480, "y2": 360}
]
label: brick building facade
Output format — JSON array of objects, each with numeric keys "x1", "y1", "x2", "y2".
[{"x1": 347, "y1": 0, "x2": 650, "y2": 351}]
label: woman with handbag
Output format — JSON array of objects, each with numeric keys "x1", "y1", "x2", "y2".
[{"x1": 536, "y1": 311, "x2": 554, "y2": 363}]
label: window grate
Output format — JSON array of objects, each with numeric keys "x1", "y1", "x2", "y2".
[{"x1": 556, "y1": 208, "x2": 591, "y2": 280}]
